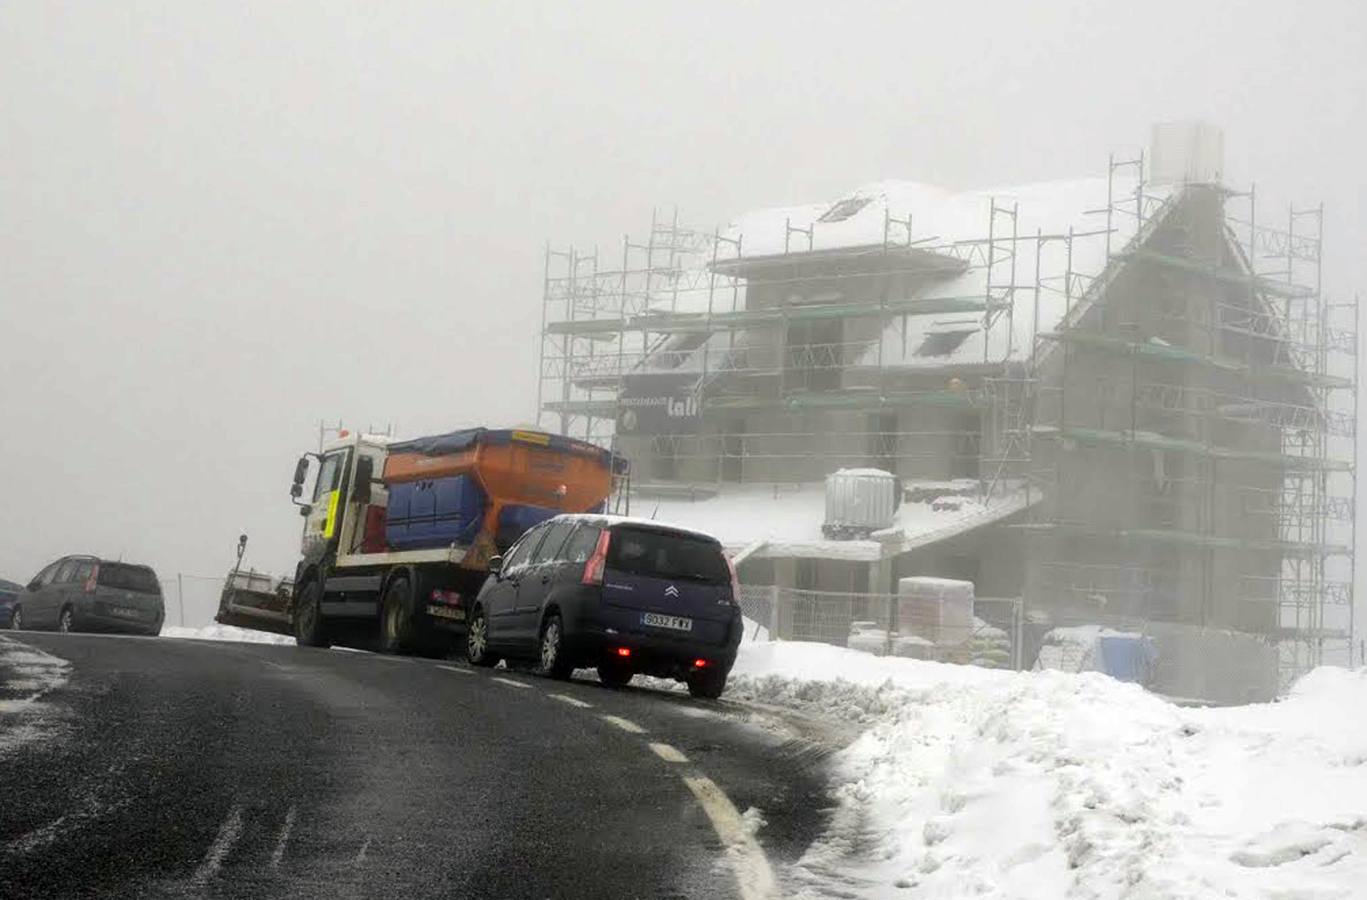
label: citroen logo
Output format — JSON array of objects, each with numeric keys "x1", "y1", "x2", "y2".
[{"x1": 664, "y1": 585, "x2": 680, "y2": 597}]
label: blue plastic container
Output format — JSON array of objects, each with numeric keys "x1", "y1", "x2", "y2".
[{"x1": 385, "y1": 476, "x2": 486, "y2": 551}]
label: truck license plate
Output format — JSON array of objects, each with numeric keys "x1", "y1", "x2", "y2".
[
  {"x1": 426, "y1": 605, "x2": 466, "y2": 621},
  {"x1": 642, "y1": 612, "x2": 692, "y2": 632}
]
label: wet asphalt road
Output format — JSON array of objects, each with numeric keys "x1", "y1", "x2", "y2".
[{"x1": 0, "y1": 632, "x2": 833, "y2": 900}]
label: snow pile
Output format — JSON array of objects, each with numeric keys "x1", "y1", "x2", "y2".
[
  {"x1": 161, "y1": 624, "x2": 295, "y2": 645},
  {"x1": 0, "y1": 638, "x2": 73, "y2": 756},
  {"x1": 729, "y1": 642, "x2": 1367, "y2": 899}
]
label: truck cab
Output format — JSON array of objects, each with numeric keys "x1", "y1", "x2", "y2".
[{"x1": 218, "y1": 427, "x2": 626, "y2": 657}]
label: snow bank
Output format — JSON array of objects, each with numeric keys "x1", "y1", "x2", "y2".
[
  {"x1": 729, "y1": 642, "x2": 1367, "y2": 899},
  {"x1": 160, "y1": 624, "x2": 295, "y2": 645}
]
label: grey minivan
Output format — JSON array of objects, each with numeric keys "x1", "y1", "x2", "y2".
[{"x1": 9, "y1": 556, "x2": 165, "y2": 635}]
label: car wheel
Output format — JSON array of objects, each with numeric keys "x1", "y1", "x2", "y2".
[
  {"x1": 535, "y1": 613, "x2": 573, "y2": 680},
  {"x1": 596, "y1": 661, "x2": 633, "y2": 688},
  {"x1": 686, "y1": 669, "x2": 727, "y2": 700},
  {"x1": 58, "y1": 607, "x2": 74, "y2": 634},
  {"x1": 9, "y1": 605, "x2": 22, "y2": 631},
  {"x1": 379, "y1": 577, "x2": 413, "y2": 655},
  {"x1": 292, "y1": 580, "x2": 331, "y2": 648},
  {"x1": 465, "y1": 605, "x2": 497, "y2": 667}
]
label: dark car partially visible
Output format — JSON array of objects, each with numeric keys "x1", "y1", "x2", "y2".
[
  {"x1": 0, "y1": 579, "x2": 22, "y2": 628},
  {"x1": 9, "y1": 556, "x2": 164, "y2": 635}
]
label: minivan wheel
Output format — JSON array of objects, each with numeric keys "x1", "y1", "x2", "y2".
[
  {"x1": 292, "y1": 580, "x2": 331, "y2": 649},
  {"x1": 58, "y1": 607, "x2": 74, "y2": 634},
  {"x1": 9, "y1": 606, "x2": 22, "y2": 631},
  {"x1": 687, "y1": 669, "x2": 727, "y2": 700},
  {"x1": 535, "y1": 614, "x2": 574, "y2": 680},
  {"x1": 596, "y1": 661, "x2": 632, "y2": 688},
  {"x1": 466, "y1": 606, "x2": 497, "y2": 667}
]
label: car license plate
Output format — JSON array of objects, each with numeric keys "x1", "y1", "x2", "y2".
[
  {"x1": 426, "y1": 604, "x2": 466, "y2": 621},
  {"x1": 110, "y1": 607, "x2": 140, "y2": 620},
  {"x1": 642, "y1": 612, "x2": 692, "y2": 632}
]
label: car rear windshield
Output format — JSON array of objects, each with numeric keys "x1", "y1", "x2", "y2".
[
  {"x1": 97, "y1": 564, "x2": 161, "y2": 594},
  {"x1": 606, "y1": 527, "x2": 729, "y2": 585}
]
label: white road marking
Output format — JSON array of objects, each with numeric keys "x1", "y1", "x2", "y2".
[
  {"x1": 548, "y1": 693, "x2": 592, "y2": 709},
  {"x1": 682, "y1": 775, "x2": 778, "y2": 900},
  {"x1": 270, "y1": 806, "x2": 296, "y2": 869},
  {"x1": 192, "y1": 805, "x2": 245, "y2": 886},
  {"x1": 491, "y1": 676, "x2": 531, "y2": 689},
  {"x1": 354, "y1": 835, "x2": 371, "y2": 866},
  {"x1": 600, "y1": 715, "x2": 646, "y2": 734},
  {"x1": 437, "y1": 665, "x2": 473, "y2": 675},
  {"x1": 648, "y1": 742, "x2": 689, "y2": 764}
]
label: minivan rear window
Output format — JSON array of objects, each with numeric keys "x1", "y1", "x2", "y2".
[
  {"x1": 606, "y1": 527, "x2": 729, "y2": 585},
  {"x1": 97, "y1": 564, "x2": 161, "y2": 595}
]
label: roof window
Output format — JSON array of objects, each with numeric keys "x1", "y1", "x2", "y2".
[
  {"x1": 817, "y1": 196, "x2": 872, "y2": 223},
  {"x1": 915, "y1": 329, "x2": 977, "y2": 357}
]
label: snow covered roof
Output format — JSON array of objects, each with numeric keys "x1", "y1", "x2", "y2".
[
  {"x1": 696, "y1": 176, "x2": 1177, "y2": 372},
  {"x1": 627, "y1": 480, "x2": 1037, "y2": 562}
]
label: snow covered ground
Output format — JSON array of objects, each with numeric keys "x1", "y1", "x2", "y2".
[
  {"x1": 0, "y1": 637, "x2": 73, "y2": 757},
  {"x1": 728, "y1": 642, "x2": 1367, "y2": 899},
  {"x1": 160, "y1": 623, "x2": 295, "y2": 644}
]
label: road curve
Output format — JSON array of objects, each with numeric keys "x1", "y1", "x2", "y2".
[{"x1": 0, "y1": 633, "x2": 834, "y2": 900}]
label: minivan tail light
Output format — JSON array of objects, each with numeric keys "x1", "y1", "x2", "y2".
[
  {"x1": 83, "y1": 563, "x2": 99, "y2": 594},
  {"x1": 582, "y1": 529, "x2": 612, "y2": 585},
  {"x1": 725, "y1": 556, "x2": 741, "y2": 603}
]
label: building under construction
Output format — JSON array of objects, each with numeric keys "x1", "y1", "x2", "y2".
[{"x1": 536, "y1": 124, "x2": 1358, "y2": 701}]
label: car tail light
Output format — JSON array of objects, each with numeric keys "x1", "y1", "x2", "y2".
[
  {"x1": 725, "y1": 556, "x2": 741, "y2": 603},
  {"x1": 582, "y1": 529, "x2": 612, "y2": 585},
  {"x1": 615, "y1": 647, "x2": 631, "y2": 658},
  {"x1": 83, "y1": 564, "x2": 99, "y2": 594},
  {"x1": 693, "y1": 658, "x2": 707, "y2": 668}
]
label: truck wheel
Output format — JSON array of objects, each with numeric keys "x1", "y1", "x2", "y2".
[
  {"x1": 686, "y1": 669, "x2": 727, "y2": 700},
  {"x1": 465, "y1": 605, "x2": 497, "y2": 667},
  {"x1": 535, "y1": 613, "x2": 574, "y2": 680},
  {"x1": 292, "y1": 580, "x2": 331, "y2": 649},
  {"x1": 596, "y1": 662, "x2": 632, "y2": 688},
  {"x1": 379, "y1": 577, "x2": 414, "y2": 655}
]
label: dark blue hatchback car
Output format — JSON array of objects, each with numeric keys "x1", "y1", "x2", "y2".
[{"x1": 467, "y1": 515, "x2": 742, "y2": 698}]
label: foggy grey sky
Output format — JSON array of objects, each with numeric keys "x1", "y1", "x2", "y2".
[{"x1": 3, "y1": 2, "x2": 1365, "y2": 603}]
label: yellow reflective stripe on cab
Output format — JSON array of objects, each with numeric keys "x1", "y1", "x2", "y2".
[{"x1": 323, "y1": 490, "x2": 340, "y2": 539}]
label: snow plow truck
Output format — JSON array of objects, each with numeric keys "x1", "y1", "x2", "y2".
[{"x1": 216, "y1": 427, "x2": 626, "y2": 654}]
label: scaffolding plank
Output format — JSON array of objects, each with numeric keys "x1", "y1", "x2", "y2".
[
  {"x1": 1033, "y1": 425, "x2": 1352, "y2": 471},
  {"x1": 544, "y1": 319, "x2": 627, "y2": 338},
  {"x1": 1122, "y1": 248, "x2": 1317, "y2": 299},
  {"x1": 545, "y1": 295, "x2": 997, "y2": 339},
  {"x1": 1042, "y1": 329, "x2": 1353, "y2": 389},
  {"x1": 540, "y1": 399, "x2": 620, "y2": 417},
  {"x1": 1030, "y1": 522, "x2": 1351, "y2": 556}
]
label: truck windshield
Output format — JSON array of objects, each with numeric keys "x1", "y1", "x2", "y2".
[{"x1": 606, "y1": 527, "x2": 729, "y2": 584}]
